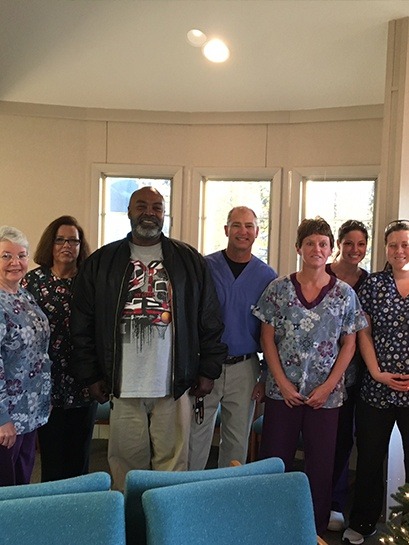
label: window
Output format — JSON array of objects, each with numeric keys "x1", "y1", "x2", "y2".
[
  {"x1": 301, "y1": 179, "x2": 376, "y2": 270},
  {"x1": 201, "y1": 179, "x2": 273, "y2": 262},
  {"x1": 100, "y1": 177, "x2": 171, "y2": 245}
]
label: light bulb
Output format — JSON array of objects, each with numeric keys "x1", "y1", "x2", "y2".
[
  {"x1": 202, "y1": 38, "x2": 230, "y2": 63},
  {"x1": 187, "y1": 29, "x2": 207, "y2": 47}
]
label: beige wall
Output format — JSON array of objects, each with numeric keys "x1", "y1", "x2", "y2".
[
  {"x1": 0, "y1": 101, "x2": 383, "y2": 273},
  {"x1": 0, "y1": 112, "x2": 106, "y2": 247}
]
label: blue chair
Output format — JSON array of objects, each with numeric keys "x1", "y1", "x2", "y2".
[
  {"x1": 124, "y1": 457, "x2": 284, "y2": 545},
  {"x1": 1, "y1": 490, "x2": 125, "y2": 545},
  {"x1": 142, "y1": 471, "x2": 327, "y2": 545},
  {"x1": 0, "y1": 471, "x2": 111, "y2": 501}
]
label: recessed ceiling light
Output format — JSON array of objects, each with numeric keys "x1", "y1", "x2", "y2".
[
  {"x1": 187, "y1": 29, "x2": 207, "y2": 47},
  {"x1": 202, "y1": 38, "x2": 230, "y2": 63}
]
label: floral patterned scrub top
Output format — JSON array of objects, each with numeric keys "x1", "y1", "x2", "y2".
[
  {"x1": 23, "y1": 267, "x2": 90, "y2": 409},
  {"x1": 359, "y1": 270, "x2": 409, "y2": 409},
  {"x1": 0, "y1": 287, "x2": 51, "y2": 434},
  {"x1": 253, "y1": 273, "x2": 367, "y2": 408}
]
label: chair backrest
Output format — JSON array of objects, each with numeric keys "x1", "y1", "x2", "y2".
[
  {"x1": 0, "y1": 471, "x2": 111, "y2": 501},
  {"x1": 142, "y1": 472, "x2": 317, "y2": 545},
  {"x1": 1, "y1": 490, "x2": 125, "y2": 545},
  {"x1": 124, "y1": 457, "x2": 284, "y2": 545}
]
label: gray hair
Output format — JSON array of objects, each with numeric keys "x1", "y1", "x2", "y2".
[{"x1": 0, "y1": 226, "x2": 29, "y2": 251}]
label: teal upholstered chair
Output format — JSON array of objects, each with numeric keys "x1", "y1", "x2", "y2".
[
  {"x1": 124, "y1": 457, "x2": 284, "y2": 545},
  {"x1": 142, "y1": 472, "x2": 328, "y2": 545},
  {"x1": 1, "y1": 490, "x2": 125, "y2": 545},
  {"x1": 0, "y1": 471, "x2": 111, "y2": 501}
]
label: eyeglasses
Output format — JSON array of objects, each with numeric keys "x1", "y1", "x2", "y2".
[
  {"x1": 54, "y1": 237, "x2": 81, "y2": 247},
  {"x1": 384, "y1": 220, "x2": 409, "y2": 233},
  {"x1": 194, "y1": 396, "x2": 204, "y2": 425},
  {"x1": 0, "y1": 253, "x2": 29, "y2": 262}
]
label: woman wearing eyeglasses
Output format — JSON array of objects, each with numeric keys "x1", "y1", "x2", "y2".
[
  {"x1": 343, "y1": 220, "x2": 409, "y2": 545},
  {"x1": 325, "y1": 220, "x2": 369, "y2": 532},
  {"x1": 0, "y1": 226, "x2": 51, "y2": 486},
  {"x1": 22, "y1": 216, "x2": 96, "y2": 482}
]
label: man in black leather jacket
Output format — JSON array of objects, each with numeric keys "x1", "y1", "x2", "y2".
[{"x1": 70, "y1": 186, "x2": 226, "y2": 488}]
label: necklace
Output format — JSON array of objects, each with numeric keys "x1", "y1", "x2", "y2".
[{"x1": 50, "y1": 268, "x2": 76, "y2": 280}]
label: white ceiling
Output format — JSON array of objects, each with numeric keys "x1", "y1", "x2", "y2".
[{"x1": 2, "y1": 0, "x2": 409, "y2": 113}]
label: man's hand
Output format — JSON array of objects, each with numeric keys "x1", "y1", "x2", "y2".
[
  {"x1": 251, "y1": 381, "x2": 265, "y2": 404},
  {"x1": 89, "y1": 380, "x2": 110, "y2": 404},
  {"x1": 189, "y1": 376, "x2": 215, "y2": 397}
]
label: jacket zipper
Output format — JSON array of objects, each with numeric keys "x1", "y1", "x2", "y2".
[
  {"x1": 111, "y1": 261, "x2": 132, "y2": 404},
  {"x1": 167, "y1": 273, "x2": 175, "y2": 398}
]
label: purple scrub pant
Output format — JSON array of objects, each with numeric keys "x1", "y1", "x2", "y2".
[
  {"x1": 259, "y1": 397, "x2": 339, "y2": 536},
  {"x1": 0, "y1": 430, "x2": 37, "y2": 486}
]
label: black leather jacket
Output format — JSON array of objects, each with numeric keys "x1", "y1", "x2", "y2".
[{"x1": 70, "y1": 233, "x2": 226, "y2": 399}]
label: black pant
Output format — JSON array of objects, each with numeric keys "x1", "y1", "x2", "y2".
[
  {"x1": 331, "y1": 384, "x2": 357, "y2": 512},
  {"x1": 37, "y1": 403, "x2": 98, "y2": 482},
  {"x1": 348, "y1": 398, "x2": 409, "y2": 535}
]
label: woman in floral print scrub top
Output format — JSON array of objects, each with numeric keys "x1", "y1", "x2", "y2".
[
  {"x1": 0, "y1": 225, "x2": 51, "y2": 486},
  {"x1": 253, "y1": 217, "x2": 367, "y2": 537}
]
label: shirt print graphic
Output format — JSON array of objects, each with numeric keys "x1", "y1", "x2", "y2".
[{"x1": 121, "y1": 259, "x2": 172, "y2": 350}]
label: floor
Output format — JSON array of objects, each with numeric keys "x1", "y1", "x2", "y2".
[{"x1": 32, "y1": 439, "x2": 386, "y2": 544}]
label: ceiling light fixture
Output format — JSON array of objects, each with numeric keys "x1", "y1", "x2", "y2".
[
  {"x1": 202, "y1": 38, "x2": 230, "y2": 63},
  {"x1": 187, "y1": 29, "x2": 230, "y2": 64},
  {"x1": 186, "y1": 29, "x2": 207, "y2": 47}
]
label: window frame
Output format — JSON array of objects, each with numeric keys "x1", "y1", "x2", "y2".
[
  {"x1": 91, "y1": 163, "x2": 183, "y2": 249},
  {"x1": 300, "y1": 177, "x2": 376, "y2": 271},
  {"x1": 189, "y1": 167, "x2": 282, "y2": 268},
  {"x1": 283, "y1": 166, "x2": 380, "y2": 274}
]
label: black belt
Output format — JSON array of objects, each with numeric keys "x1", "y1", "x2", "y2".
[{"x1": 225, "y1": 353, "x2": 253, "y2": 365}]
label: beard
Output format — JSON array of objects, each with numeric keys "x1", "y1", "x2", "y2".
[{"x1": 130, "y1": 216, "x2": 163, "y2": 241}]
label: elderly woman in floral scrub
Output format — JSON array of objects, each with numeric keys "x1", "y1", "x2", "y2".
[{"x1": 0, "y1": 226, "x2": 51, "y2": 486}]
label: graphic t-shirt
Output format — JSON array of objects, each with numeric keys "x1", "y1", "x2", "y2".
[{"x1": 120, "y1": 242, "x2": 173, "y2": 397}]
